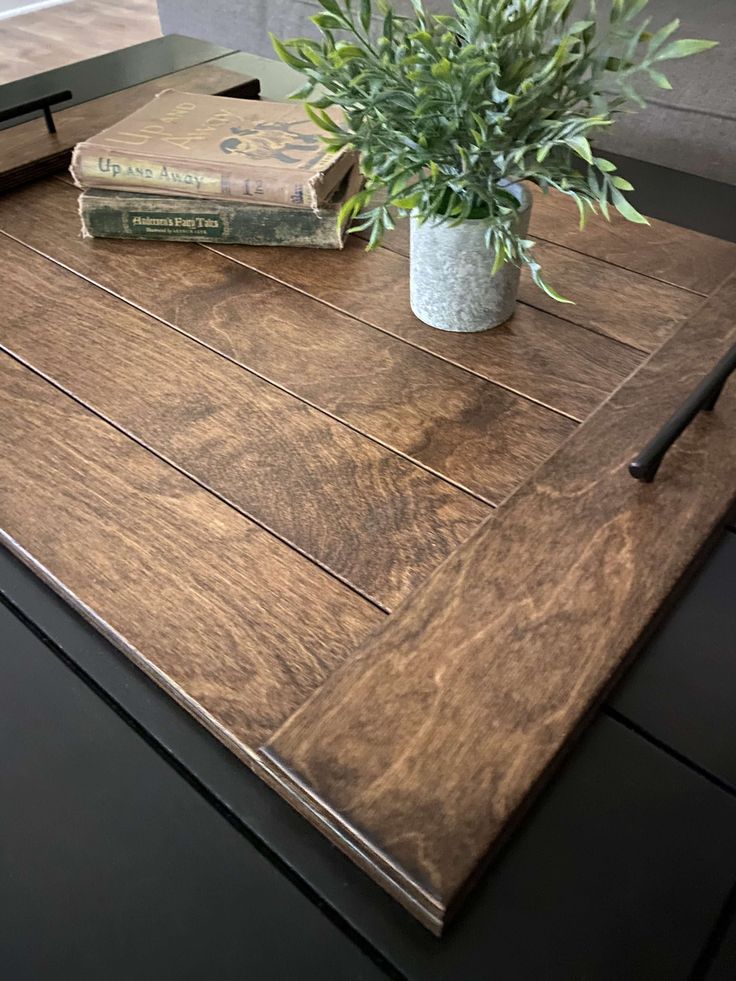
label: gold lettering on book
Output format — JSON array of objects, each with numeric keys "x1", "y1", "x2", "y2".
[{"x1": 80, "y1": 155, "x2": 224, "y2": 194}]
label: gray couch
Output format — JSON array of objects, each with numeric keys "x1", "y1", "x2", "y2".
[{"x1": 157, "y1": 0, "x2": 735, "y2": 185}]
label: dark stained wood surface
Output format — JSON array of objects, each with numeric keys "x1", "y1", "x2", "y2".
[
  {"x1": 358, "y1": 185, "x2": 736, "y2": 298},
  {"x1": 0, "y1": 178, "x2": 574, "y2": 502},
  {"x1": 211, "y1": 236, "x2": 644, "y2": 420},
  {"x1": 355, "y1": 225, "x2": 699, "y2": 352},
  {"x1": 356, "y1": 212, "x2": 700, "y2": 353},
  {"x1": 518, "y1": 241, "x2": 702, "y2": 350},
  {"x1": 0, "y1": 354, "x2": 382, "y2": 749},
  {"x1": 0, "y1": 234, "x2": 488, "y2": 609},
  {"x1": 3, "y1": 127, "x2": 735, "y2": 940},
  {"x1": 527, "y1": 184, "x2": 736, "y2": 295},
  {"x1": 262, "y1": 273, "x2": 736, "y2": 933},
  {"x1": 0, "y1": 58, "x2": 259, "y2": 192}
]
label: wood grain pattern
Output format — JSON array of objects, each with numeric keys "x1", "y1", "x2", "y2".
[
  {"x1": 0, "y1": 178, "x2": 574, "y2": 502},
  {"x1": 0, "y1": 59, "x2": 258, "y2": 192},
  {"x1": 210, "y1": 236, "x2": 644, "y2": 420},
  {"x1": 262, "y1": 273, "x2": 736, "y2": 933},
  {"x1": 364, "y1": 187, "x2": 736, "y2": 296},
  {"x1": 518, "y1": 240, "x2": 703, "y2": 350},
  {"x1": 353, "y1": 223, "x2": 699, "y2": 352},
  {"x1": 0, "y1": 354, "x2": 382, "y2": 748},
  {"x1": 527, "y1": 184, "x2": 736, "y2": 295},
  {"x1": 0, "y1": 233, "x2": 487, "y2": 609}
]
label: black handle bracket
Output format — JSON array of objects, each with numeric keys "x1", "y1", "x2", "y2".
[
  {"x1": 0, "y1": 89, "x2": 72, "y2": 134},
  {"x1": 629, "y1": 341, "x2": 736, "y2": 482}
]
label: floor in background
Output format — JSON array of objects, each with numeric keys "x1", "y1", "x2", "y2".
[{"x1": 0, "y1": 0, "x2": 161, "y2": 85}]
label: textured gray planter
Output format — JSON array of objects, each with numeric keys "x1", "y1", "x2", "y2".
[{"x1": 409, "y1": 183, "x2": 532, "y2": 332}]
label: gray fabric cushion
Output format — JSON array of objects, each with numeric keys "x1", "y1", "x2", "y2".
[
  {"x1": 592, "y1": 0, "x2": 735, "y2": 183},
  {"x1": 157, "y1": 0, "x2": 736, "y2": 183}
]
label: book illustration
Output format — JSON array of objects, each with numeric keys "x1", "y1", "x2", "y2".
[{"x1": 220, "y1": 118, "x2": 327, "y2": 170}]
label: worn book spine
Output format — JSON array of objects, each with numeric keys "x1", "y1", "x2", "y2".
[
  {"x1": 70, "y1": 144, "x2": 357, "y2": 211},
  {"x1": 78, "y1": 189, "x2": 347, "y2": 249}
]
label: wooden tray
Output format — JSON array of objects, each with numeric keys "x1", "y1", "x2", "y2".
[
  {"x1": 0, "y1": 165, "x2": 734, "y2": 933},
  {"x1": 0, "y1": 55, "x2": 259, "y2": 192}
]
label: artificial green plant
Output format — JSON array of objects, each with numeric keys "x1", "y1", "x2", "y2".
[{"x1": 272, "y1": 0, "x2": 715, "y2": 299}]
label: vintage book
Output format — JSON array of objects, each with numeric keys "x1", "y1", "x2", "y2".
[
  {"x1": 78, "y1": 161, "x2": 363, "y2": 249},
  {"x1": 70, "y1": 90, "x2": 357, "y2": 210}
]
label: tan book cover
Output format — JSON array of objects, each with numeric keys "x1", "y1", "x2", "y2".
[{"x1": 70, "y1": 90, "x2": 358, "y2": 210}]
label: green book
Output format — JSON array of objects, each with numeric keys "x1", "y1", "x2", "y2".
[{"x1": 78, "y1": 163, "x2": 361, "y2": 249}]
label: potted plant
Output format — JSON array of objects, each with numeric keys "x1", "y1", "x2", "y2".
[{"x1": 273, "y1": 0, "x2": 715, "y2": 332}]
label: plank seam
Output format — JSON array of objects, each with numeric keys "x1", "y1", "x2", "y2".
[
  {"x1": 0, "y1": 227, "x2": 503, "y2": 506},
  {"x1": 0, "y1": 346, "x2": 392, "y2": 614},
  {"x1": 203, "y1": 243, "x2": 607, "y2": 421},
  {"x1": 364, "y1": 224, "x2": 711, "y2": 299}
]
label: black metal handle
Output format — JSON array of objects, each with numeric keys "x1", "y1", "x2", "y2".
[
  {"x1": 0, "y1": 89, "x2": 72, "y2": 135},
  {"x1": 629, "y1": 341, "x2": 736, "y2": 483}
]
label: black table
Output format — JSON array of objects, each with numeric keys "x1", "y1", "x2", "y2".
[{"x1": 1, "y1": 36, "x2": 736, "y2": 981}]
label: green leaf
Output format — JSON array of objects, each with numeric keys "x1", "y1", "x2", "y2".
[
  {"x1": 501, "y1": 0, "x2": 544, "y2": 36},
  {"x1": 611, "y1": 188, "x2": 649, "y2": 224},
  {"x1": 288, "y1": 80, "x2": 317, "y2": 100},
  {"x1": 304, "y1": 103, "x2": 342, "y2": 133},
  {"x1": 319, "y1": 0, "x2": 344, "y2": 15},
  {"x1": 568, "y1": 19, "x2": 594, "y2": 34},
  {"x1": 360, "y1": 0, "x2": 372, "y2": 31},
  {"x1": 529, "y1": 263, "x2": 574, "y2": 303},
  {"x1": 647, "y1": 17, "x2": 679, "y2": 53},
  {"x1": 334, "y1": 42, "x2": 365, "y2": 61},
  {"x1": 491, "y1": 238, "x2": 507, "y2": 275},
  {"x1": 611, "y1": 175, "x2": 634, "y2": 191},
  {"x1": 431, "y1": 58, "x2": 452, "y2": 78},
  {"x1": 565, "y1": 134, "x2": 593, "y2": 164},
  {"x1": 270, "y1": 34, "x2": 308, "y2": 70},
  {"x1": 594, "y1": 156, "x2": 617, "y2": 173},
  {"x1": 656, "y1": 38, "x2": 718, "y2": 60},
  {"x1": 337, "y1": 196, "x2": 360, "y2": 229},
  {"x1": 392, "y1": 192, "x2": 422, "y2": 209},
  {"x1": 648, "y1": 69, "x2": 672, "y2": 89},
  {"x1": 622, "y1": 0, "x2": 649, "y2": 21},
  {"x1": 311, "y1": 11, "x2": 346, "y2": 29},
  {"x1": 574, "y1": 195, "x2": 587, "y2": 231},
  {"x1": 604, "y1": 56, "x2": 633, "y2": 72}
]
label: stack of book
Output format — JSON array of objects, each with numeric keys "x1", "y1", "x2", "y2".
[{"x1": 71, "y1": 90, "x2": 361, "y2": 249}]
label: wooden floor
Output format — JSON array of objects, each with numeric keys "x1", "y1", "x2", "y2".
[{"x1": 0, "y1": 0, "x2": 161, "y2": 85}]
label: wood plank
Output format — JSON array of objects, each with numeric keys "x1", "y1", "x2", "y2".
[
  {"x1": 527, "y1": 184, "x2": 736, "y2": 296},
  {"x1": 0, "y1": 179, "x2": 574, "y2": 503},
  {"x1": 0, "y1": 234, "x2": 487, "y2": 609},
  {"x1": 0, "y1": 58, "x2": 259, "y2": 192},
  {"x1": 356, "y1": 187, "x2": 736, "y2": 298},
  {"x1": 353, "y1": 224, "x2": 699, "y2": 352},
  {"x1": 208, "y1": 235, "x2": 643, "y2": 420},
  {"x1": 518, "y1": 240, "x2": 703, "y2": 350},
  {"x1": 0, "y1": 354, "x2": 382, "y2": 748},
  {"x1": 261, "y1": 273, "x2": 736, "y2": 934}
]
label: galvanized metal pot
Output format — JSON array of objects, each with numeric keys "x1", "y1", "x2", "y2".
[{"x1": 409, "y1": 183, "x2": 532, "y2": 332}]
